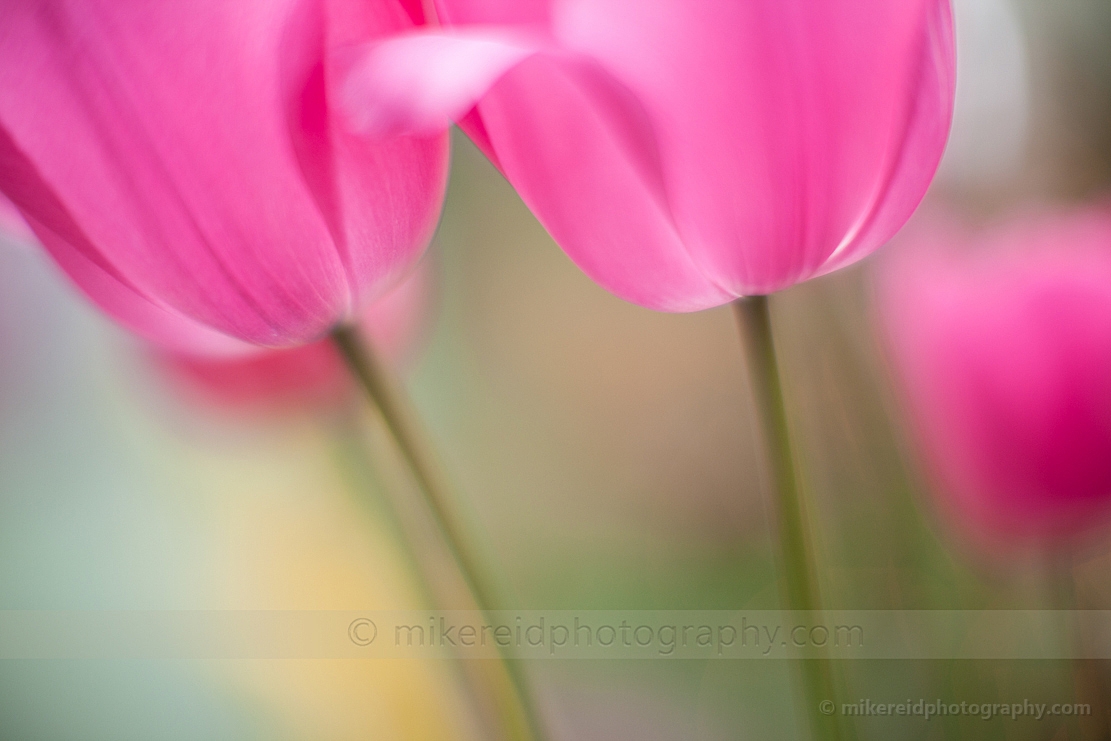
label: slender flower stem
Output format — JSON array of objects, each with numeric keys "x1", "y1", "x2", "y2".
[
  {"x1": 1051, "y1": 557, "x2": 1111, "y2": 740},
  {"x1": 326, "y1": 420, "x2": 509, "y2": 741},
  {"x1": 331, "y1": 324, "x2": 547, "y2": 741},
  {"x1": 733, "y1": 296, "x2": 845, "y2": 741}
]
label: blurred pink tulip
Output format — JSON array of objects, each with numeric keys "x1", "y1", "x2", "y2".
[
  {"x1": 879, "y1": 210, "x2": 1111, "y2": 545},
  {"x1": 342, "y1": 0, "x2": 956, "y2": 309},
  {"x1": 161, "y1": 256, "x2": 435, "y2": 413},
  {"x1": 0, "y1": 0, "x2": 448, "y2": 355}
]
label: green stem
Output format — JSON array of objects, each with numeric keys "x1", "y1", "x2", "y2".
[
  {"x1": 1051, "y1": 557, "x2": 1111, "y2": 740},
  {"x1": 331, "y1": 324, "x2": 547, "y2": 741},
  {"x1": 327, "y1": 421, "x2": 511, "y2": 741},
  {"x1": 733, "y1": 296, "x2": 846, "y2": 741}
]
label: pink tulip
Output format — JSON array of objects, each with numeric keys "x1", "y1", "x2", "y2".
[
  {"x1": 342, "y1": 0, "x2": 956, "y2": 309},
  {"x1": 879, "y1": 209, "x2": 1111, "y2": 545},
  {"x1": 161, "y1": 256, "x2": 435, "y2": 413},
  {"x1": 0, "y1": 0, "x2": 448, "y2": 354}
]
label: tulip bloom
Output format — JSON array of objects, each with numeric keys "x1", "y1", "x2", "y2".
[
  {"x1": 163, "y1": 256, "x2": 435, "y2": 412},
  {"x1": 879, "y1": 210, "x2": 1111, "y2": 545},
  {"x1": 0, "y1": 0, "x2": 448, "y2": 354},
  {"x1": 343, "y1": 0, "x2": 956, "y2": 309}
]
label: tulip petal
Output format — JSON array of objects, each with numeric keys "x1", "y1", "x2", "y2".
[
  {"x1": 476, "y1": 56, "x2": 734, "y2": 310},
  {"x1": 0, "y1": 0, "x2": 334, "y2": 344},
  {"x1": 0, "y1": 0, "x2": 446, "y2": 347},
  {"x1": 0, "y1": 130, "x2": 249, "y2": 354},
  {"x1": 342, "y1": 29, "x2": 732, "y2": 309},
  {"x1": 397, "y1": 0, "x2": 429, "y2": 25},
  {"x1": 339, "y1": 29, "x2": 540, "y2": 137},
  {"x1": 40, "y1": 221, "x2": 257, "y2": 357},
  {"x1": 285, "y1": 0, "x2": 450, "y2": 310},
  {"x1": 817, "y1": 0, "x2": 956, "y2": 277},
  {"x1": 548, "y1": 0, "x2": 954, "y2": 295},
  {"x1": 433, "y1": 0, "x2": 551, "y2": 27}
]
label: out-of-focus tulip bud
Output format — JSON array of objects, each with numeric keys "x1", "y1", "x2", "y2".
[{"x1": 879, "y1": 209, "x2": 1111, "y2": 547}]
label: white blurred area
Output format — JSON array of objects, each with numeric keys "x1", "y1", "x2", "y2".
[{"x1": 935, "y1": 0, "x2": 1030, "y2": 190}]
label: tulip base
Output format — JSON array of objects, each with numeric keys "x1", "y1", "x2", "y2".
[
  {"x1": 734, "y1": 296, "x2": 848, "y2": 741},
  {"x1": 331, "y1": 324, "x2": 547, "y2": 741}
]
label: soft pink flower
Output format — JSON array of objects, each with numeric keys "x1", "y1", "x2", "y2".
[
  {"x1": 0, "y1": 0, "x2": 448, "y2": 354},
  {"x1": 342, "y1": 0, "x2": 956, "y2": 309},
  {"x1": 160, "y1": 256, "x2": 435, "y2": 413},
  {"x1": 878, "y1": 209, "x2": 1111, "y2": 546}
]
